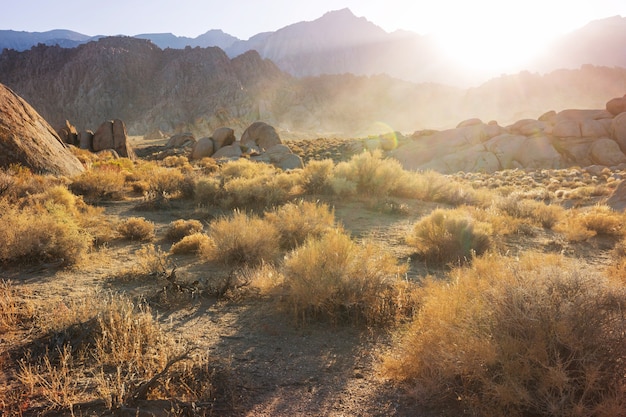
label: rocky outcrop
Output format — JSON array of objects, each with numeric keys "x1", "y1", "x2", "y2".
[
  {"x1": 192, "y1": 122, "x2": 304, "y2": 170},
  {"x1": 240, "y1": 121, "x2": 282, "y2": 150},
  {"x1": 0, "y1": 83, "x2": 84, "y2": 176},
  {"x1": 190, "y1": 137, "x2": 215, "y2": 159},
  {"x1": 189, "y1": 127, "x2": 237, "y2": 160},
  {"x1": 57, "y1": 120, "x2": 78, "y2": 146},
  {"x1": 211, "y1": 127, "x2": 236, "y2": 150},
  {"x1": 92, "y1": 119, "x2": 135, "y2": 159},
  {"x1": 392, "y1": 100, "x2": 626, "y2": 174}
]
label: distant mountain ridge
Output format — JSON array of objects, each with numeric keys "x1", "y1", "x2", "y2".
[
  {"x1": 2, "y1": 9, "x2": 626, "y2": 86},
  {"x1": 2, "y1": 35, "x2": 626, "y2": 139}
]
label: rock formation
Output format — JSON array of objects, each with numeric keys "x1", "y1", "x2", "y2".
[
  {"x1": 0, "y1": 83, "x2": 84, "y2": 176},
  {"x1": 240, "y1": 121, "x2": 282, "y2": 151},
  {"x1": 92, "y1": 119, "x2": 135, "y2": 159},
  {"x1": 191, "y1": 137, "x2": 215, "y2": 159},
  {"x1": 391, "y1": 98, "x2": 626, "y2": 174},
  {"x1": 165, "y1": 133, "x2": 196, "y2": 149},
  {"x1": 57, "y1": 120, "x2": 78, "y2": 146},
  {"x1": 187, "y1": 122, "x2": 303, "y2": 170}
]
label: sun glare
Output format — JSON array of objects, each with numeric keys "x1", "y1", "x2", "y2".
[
  {"x1": 389, "y1": 0, "x2": 590, "y2": 74},
  {"x1": 432, "y1": 20, "x2": 547, "y2": 73}
]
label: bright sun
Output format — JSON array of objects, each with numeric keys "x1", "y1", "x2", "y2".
[
  {"x1": 396, "y1": 0, "x2": 589, "y2": 74},
  {"x1": 433, "y1": 28, "x2": 545, "y2": 73}
]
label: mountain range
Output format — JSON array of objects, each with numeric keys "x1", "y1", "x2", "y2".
[
  {"x1": 3, "y1": 9, "x2": 626, "y2": 87},
  {"x1": 1, "y1": 9, "x2": 626, "y2": 138}
]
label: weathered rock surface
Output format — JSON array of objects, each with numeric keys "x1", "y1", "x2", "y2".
[
  {"x1": 607, "y1": 180, "x2": 626, "y2": 211},
  {"x1": 92, "y1": 119, "x2": 135, "y2": 159},
  {"x1": 166, "y1": 132, "x2": 196, "y2": 148},
  {"x1": 57, "y1": 120, "x2": 78, "y2": 146},
  {"x1": 78, "y1": 130, "x2": 93, "y2": 150},
  {"x1": 392, "y1": 102, "x2": 626, "y2": 173},
  {"x1": 0, "y1": 83, "x2": 84, "y2": 175},
  {"x1": 240, "y1": 121, "x2": 282, "y2": 150},
  {"x1": 212, "y1": 143, "x2": 242, "y2": 159},
  {"x1": 190, "y1": 137, "x2": 215, "y2": 159},
  {"x1": 607, "y1": 95, "x2": 626, "y2": 116},
  {"x1": 211, "y1": 127, "x2": 236, "y2": 150}
]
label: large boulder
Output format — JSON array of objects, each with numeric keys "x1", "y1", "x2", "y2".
[
  {"x1": 276, "y1": 153, "x2": 304, "y2": 170},
  {"x1": 484, "y1": 134, "x2": 527, "y2": 169},
  {"x1": 611, "y1": 113, "x2": 626, "y2": 153},
  {"x1": 507, "y1": 119, "x2": 549, "y2": 136},
  {"x1": 213, "y1": 143, "x2": 242, "y2": 159},
  {"x1": 607, "y1": 95, "x2": 626, "y2": 116},
  {"x1": 92, "y1": 119, "x2": 135, "y2": 159},
  {"x1": 590, "y1": 138, "x2": 626, "y2": 166},
  {"x1": 240, "y1": 121, "x2": 282, "y2": 150},
  {"x1": 514, "y1": 136, "x2": 563, "y2": 169},
  {"x1": 79, "y1": 130, "x2": 94, "y2": 150},
  {"x1": 190, "y1": 137, "x2": 215, "y2": 160},
  {"x1": 211, "y1": 127, "x2": 236, "y2": 150},
  {"x1": 0, "y1": 83, "x2": 84, "y2": 176},
  {"x1": 607, "y1": 180, "x2": 626, "y2": 211}
]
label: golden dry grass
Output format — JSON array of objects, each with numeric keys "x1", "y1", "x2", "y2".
[
  {"x1": 281, "y1": 230, "x2": 411, "y2": 324},
  {"x1": 117, "y1": 217, "x2": 155, "y2": 241},
  {"x1": 203, "y1": 210, "x2": 281, "y2": 266},
  {"x1": 165, "y1": 219, "x2": 204, "y2": 242},
  {"x1": 383, "y1": 252, "x2": 626, "y2": 417},
  {"x1": 406, "y1": 207, "x2": 492, "y2": 265},
  {"x1": 265, "y1": 200, "x2": 337, "y2": 250}
]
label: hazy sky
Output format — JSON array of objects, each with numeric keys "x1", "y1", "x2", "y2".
[{"x1": 3, "y1": 0, "x2": 626, "y2": 72}]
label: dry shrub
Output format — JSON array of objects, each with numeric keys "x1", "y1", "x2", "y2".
[
  {"x1": 248, "y1": 262, "x2": 284, "y2": 296},
  {"x1": 282, "y1": 230, "x2": 410, "y2": 324},
  {"x1": 93, "y1": 298, "x2": 174, "y2": 388},
  {"x1": 117, "y1": 217, "x2": 155, "y2": 241},
  {"x1": 496, "y1": 194, "x2": 565, "y2": 228},
  {"x1": 409, "y1": 170, "x2": 488, "y2": 206},
  {"x1": 170, "y1": 232, "x2": 211, "y2": 255},
  {"x1": 13, "y1": 291, "x2": 209, "y2": 413},
  {"x1": 329, "y1": 176, "x2": 357, "y2": 197},
  {"x1": 162, "y1": 155, "x2": 190, "y2": 168},
  {"x1": 384, "y1": 252, "x2": 626, "y2": 417},
  {"x1": 18, "y1": 345, "x2": 83, "y2": 413},
  {"x1": 221, "y1": 171, "x2": 296, "y2": 209},
  {"x1": 0, "y1": 200, "x2": 91, "y2": 266},
  {"x1": 196, "y1": 159, "x2": 300, "y2": 209},
  {"x1": 406, "y1": 207, "x2": 492, "y2": 265},
  {"x1": 165, "y1": 219, "x2": 204, "y2": 242},
  {"x1": 0, "y1": 280, "x2": 35, "y2": 332},
  {"x1": 70, "y1": 165, "x2": 127, "y2": 201},
  {"x1": 203, "y1": 211, "x2": 280, "y2": 266},
  {"x1": 333, "y1": 150, "x2": 404, "y2": 197},
  {"x1": 555, "y1": 205, "x2": 625, "y2": 242},
  {"x1": 147, "y1": 166, "x2": 188, "y2": 197},
  {"x1": 301, "y1": 159, "x2": 334, "y2": 194},
  {"x1": 606, "y1": 238, "x2": 626, "y2": 286},
  {"x1": 119, "y1": 244, "x2": 170, "y2": 279},
  {"x1": 265, "y1": 200, "x2": 336, "y2": 250},
  {"x1": 0, "y1": 166, "x2": 68, "y2": 203},
  {"x1": 194, "y1": 177, "x2": 221, "y2": 206},
  {"x1": 220, "y1": 157, "x2": 275, "y2": 180},
  {"x1": 194, "y1": 157, "x2": 219, "y2": 174}
]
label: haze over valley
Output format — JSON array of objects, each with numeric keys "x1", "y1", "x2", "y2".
[{"x1": 2, "y1": 8, "x2": 626, "y2": 138}]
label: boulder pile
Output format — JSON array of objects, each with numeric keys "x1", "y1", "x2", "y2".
[
  {"x1": 187, "y1": 122, "x2": 303, "y2": 170},
  {"x1": 391, "y1": 96, "x2": 626, "y2": 174}
]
